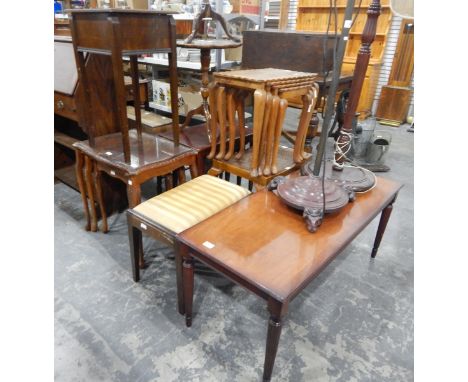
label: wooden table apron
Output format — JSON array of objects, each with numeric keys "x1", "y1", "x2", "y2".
[{"x1": 176, "y1": 176, "x2": 402, "y2": 381}]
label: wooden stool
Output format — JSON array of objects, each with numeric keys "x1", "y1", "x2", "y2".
[{"x1": 126, "y1": 174, "x2": 250, "y2": 314}]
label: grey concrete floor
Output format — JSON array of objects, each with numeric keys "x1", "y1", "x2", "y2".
[{"x1": 55, "y1": 117, "x2": 414, "y2": 381}]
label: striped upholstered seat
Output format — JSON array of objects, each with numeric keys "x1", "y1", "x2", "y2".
[{"x1": 132, "y1": 175, "x2": 250, "y2": 234}]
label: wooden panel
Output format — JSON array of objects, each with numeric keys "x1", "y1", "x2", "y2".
[
  {"x1": 375, "y1": 85, "x2": 411, "y2": 124},
  {"x1": 344, "y1": 34, "x2": 385, "y2": 61},
  {"x1": 387, "y1": 19, "x2": 414, "y2": 87},
  {"x1": 296, "y1": 2, "x2": 392, "y2": 118},
  {"x1": 242, "y1": 30, "x2": 338, "y2": 74},
  {"x1": 71, "y1": 12, "x2": 172, "y2": 53}
]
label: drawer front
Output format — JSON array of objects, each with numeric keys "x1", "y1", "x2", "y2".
[{"x1": 54, "y1": 92, "x2": 78, "y2": 121}]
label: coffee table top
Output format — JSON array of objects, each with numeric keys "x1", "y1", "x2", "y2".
[{"x1": 178, "y1": 176, "x2": 402, "y2": 303}]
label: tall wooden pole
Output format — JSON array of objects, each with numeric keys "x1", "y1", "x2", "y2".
[{"x1": 334, "y1": 0, "x2": 381, "y2": 170}]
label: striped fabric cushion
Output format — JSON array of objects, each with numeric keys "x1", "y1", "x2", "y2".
[{"x1": 133, "y1": 175, "x2": 251, "y2": 234}]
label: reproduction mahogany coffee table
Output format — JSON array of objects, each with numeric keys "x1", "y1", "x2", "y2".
[{"x1": 176, "y1": 176, "x2": 402, "y2": 381}]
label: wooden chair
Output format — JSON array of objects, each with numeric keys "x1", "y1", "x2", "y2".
[
  {"x1": 127, "y1": 174, "x2": 250, "y2": 313},
  {"x1": 70, "y1": 10, "x2": 199, "y2": 264},
  {"x1": 207, "y1": 68, "x2": 319, "y2": 188}
]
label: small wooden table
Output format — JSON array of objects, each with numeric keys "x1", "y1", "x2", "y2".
[
  {"x1": 176, "y1": 39, "x2": 242, "y2": 132},
  {"x1": 176, "y1": 176, "x2": 402, "y2": 381},
  {"x1": 209, "y1": 68, "x2": 318, "y2": 183}
]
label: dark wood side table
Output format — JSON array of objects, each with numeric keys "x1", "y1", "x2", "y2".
[{"x1": 176, "y1": 176, "x2": 402, "y2": 381}]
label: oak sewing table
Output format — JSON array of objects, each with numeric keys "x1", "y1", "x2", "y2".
[{"x1": 176, "y1": 176, "x2": 402, "y2": 381}]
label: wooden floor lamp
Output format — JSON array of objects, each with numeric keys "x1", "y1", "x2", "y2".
[
  {"x1": 270, "y1": 0, "x2": 384, "y2": 232},
  {"x1": 272, "y1": 0, "x2": 414, "y2": 232}
]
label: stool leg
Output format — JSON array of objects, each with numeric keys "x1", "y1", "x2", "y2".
[
  {"x1": 183, "y1": 253, "x2": 194, "y2": 327},
  {"x1": 127, "y1": 216, "x2": 141, "y2": 282},
  {"x1": 75, "y1": 150, "x2": 90, "y2": 231},
  {"x1": 127, "y1": 183, "x2": 145, "y2": 269}
]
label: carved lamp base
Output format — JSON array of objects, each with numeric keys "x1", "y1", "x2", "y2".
[
  {"x1": 268, "y1": 175, "x2": 353, "y2": 233},
  {"x1": 301, "y1": 160, "x2": 376, "y2": 193}
]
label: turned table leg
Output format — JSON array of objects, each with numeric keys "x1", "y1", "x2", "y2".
[
  {"x1": 371, "y1": 195, "x2": 397, "y2": 258},
  {"x1": 263, "y1": 299, "x2": 287, "y2": 382},
  {"x1": 180, "y1": 48, "x2": 212, "y2": 131},
  {"x1": 183, "y1": 252, "x2": 195, "y2": 327},
  {"x1": 75, "y1": 150, "x2": 91, "y2": 231}
]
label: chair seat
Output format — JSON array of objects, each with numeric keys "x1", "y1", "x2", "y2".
[{"x1": 132, "y1": 175, "x2": 250, "y2": 234}]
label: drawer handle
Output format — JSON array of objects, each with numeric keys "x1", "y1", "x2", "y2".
[{"x1": 56, "y1": 100, "x2": 64, "y2": 110}]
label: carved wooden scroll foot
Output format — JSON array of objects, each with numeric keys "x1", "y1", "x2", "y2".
[{"x1": 303, "y1": 207, "x2": 323, "y2": 233}]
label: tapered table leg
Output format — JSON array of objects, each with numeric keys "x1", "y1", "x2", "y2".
[
  {"x1": 371, "y1": 195, "x2": 397, "y2": 258},
  {"x1": 263, "y1": 299, "x2": 287, "y2": 382}
]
